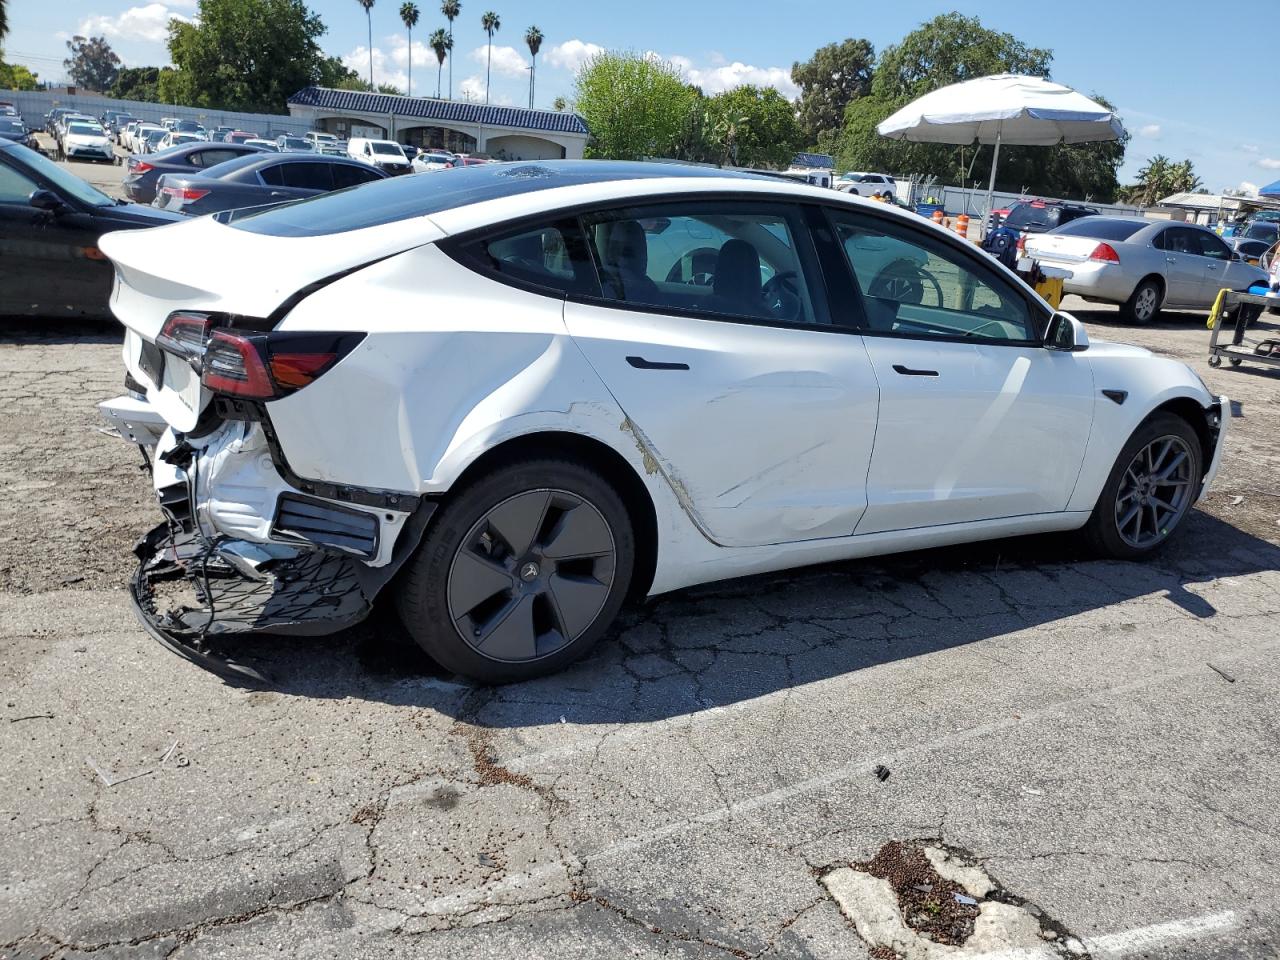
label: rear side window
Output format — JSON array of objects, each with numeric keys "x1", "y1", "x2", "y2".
[
  {"x1": 457, "y1": 218, "x2": 598, "y2": 296},
  {"x1": 330, "y1": 163, "x2": 383, "y2": 188},
  {"x1": 277, "y1": 162, "x2": 333, "y2": 190},
  {"x1": 1052, "y1": 218, "x2": 1145, "y2": 241}
]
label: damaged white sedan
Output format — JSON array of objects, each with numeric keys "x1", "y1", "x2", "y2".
[{"x1": 98, "y1": 161, "x2": 1227, "y2": 683}]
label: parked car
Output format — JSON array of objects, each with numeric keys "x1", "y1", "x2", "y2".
[
  {"x1": 45, "y1": 107, "x2": 73, "y2": 135},
  {"x1": 276, "y1": 135, "x2": 314, "y2": 154},
  {"x1": 1230, "y1": 219, "x2": 1279, "y2": 252},
  {"x1": 98, "y1": 160, "x2": 1228, "y2": 683},
  {"x1": 304, "y1": 131, "x2": 339, "y2": 149},
  {"x1": 211, "y1": 126, "x2": 235, "y2": 143},
  {"x1": 58, "y1": 120, "x2": 114, "y2": 162},
  {"x1": 0, "y1": 139, "x2": 180, "y2": 317},
  {"x1": 1233, "y1": 238, "x2": 1273, "y2": 267},
  {"x1": 412, "y1": 152, "x2": 454, "y2": 173},
  {"x1": 243, "y1": 138, "x2": 280, "y2": 152},
  {"x1": 399, "y1": 143, "x2": 420, "y2": 161},
  {"x1": 173, "y1": 119, "x2": 206, "y2": 138},
  {"x1": 54, "y1": 113, "x2": 96, "y2": 149},
  {"x1": 139, "y1": 128, "x2": 170, "y2": 154},
  {"x1": 153, "y1": 153, "x2": 387, "y2": 216},
  {"x1": 1027, "y1": 216, "x2": 1268, "y2": 323},
  {"x1": 983, "y1": 200, "x2": 1099, "y2": 264},
  {"x1": 157, "y1": 131, "x2": 205, "y2": 152},
  {"x1": 347, "y1": 137, "x2": 412, "y2": 175},
  {"x1": 122, "y1": 141, "x2": 269, "y2": 204},
  {"x1": 160, "y1": 118, "x2": 179, "y2": 131},
  {"x1": 226, "y1": 131, "x2": 259, "y2": 145},
  {"x1": 107, "y1": 114, "x2": 137, "y2": 140},
  {"x1": 0, "y1": 117, "x2": 38, "y2": 151},
  {"x1": 837, "y1": 171, "x2": 897, "y2": 199}
]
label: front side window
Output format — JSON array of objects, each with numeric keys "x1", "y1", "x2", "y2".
[
  {"x1": 1192, "y1": 230, "x2": 1231, "y2": 260},
  {"x1": 0, "y1": 162, "x2": 38, "y2": 203},
  {"x1": 581, "y1": 203, "x2": 823, "y2": 326},
  {"x1": 830, "y1": 211, "x2": 1038, "y2": 342}
]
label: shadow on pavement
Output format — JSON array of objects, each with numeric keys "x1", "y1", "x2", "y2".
[
  {"x1": 0, "y1": 317, "x2": 122, "y2": 345},
  {"x1": 194, "y1": 509, "x2": 1280, "y2": 725}
]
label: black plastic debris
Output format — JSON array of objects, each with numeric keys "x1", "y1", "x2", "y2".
[{"x1": 874, "y1": 765, "x2": 891, "y2": 782}]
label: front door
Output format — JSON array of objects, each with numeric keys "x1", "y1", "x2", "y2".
[
  {"x1": 824, "y1": 209, "x2": 1094, "y2": 534},
  {"x1": 0, "y1": 156, "x2": 105, "y2": 317},
  {"x1": 563, "y1": 200, "x2": 880, "y2": 548},
  {"x1": 1158, "y1": 226, "x2": 1208, "y2": 306}
]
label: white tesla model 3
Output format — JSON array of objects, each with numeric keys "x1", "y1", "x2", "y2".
[{"x1": 97, "y1": 161, "x2": 1227, "y2": 683}]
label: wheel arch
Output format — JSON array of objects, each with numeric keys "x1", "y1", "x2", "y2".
[
  {"x1": 1150, "y1": 395, "x2": 1217, "y2": 472},
  {"x1": 444, "y1": 430, "x2": 659, "y2": 601},
  {"x1": 1133, "y1": 272, "x2": 1165, "y2": 299}
]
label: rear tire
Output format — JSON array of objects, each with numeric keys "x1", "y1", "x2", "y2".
[
  {"x1": 1121, "y1": 277, "x2": 1162, "y2": 324},
  {"x1": 396, "y1": 458, "x2": 635, "y2": 683},
  {"x1": 1082, "y1": 413, "x2": 1202, "y2": 559}
]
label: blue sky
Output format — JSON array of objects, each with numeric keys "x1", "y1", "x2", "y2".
[{"x1": 7, "y1": 0, "x2": 1277, "y2": 193}]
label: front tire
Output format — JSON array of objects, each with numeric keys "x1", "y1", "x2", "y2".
[
  {"x1": 1082, "y1": 413, "x2": 1202, "y2": 559},
  {"x1": 396, "y1": 458, "x2": 635, "y2": 683},
  {"x1": 1122, "y1": 277, "x2": 1162, "y2": 324}
]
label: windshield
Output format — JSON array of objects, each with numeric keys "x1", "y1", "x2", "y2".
[
  {"x1": 1049, "y1": 217, "x2": 1146, "y2": 241},
  {"x1": 372, "y1": 142, "x2": 404, "y2": 157},
  {"x1": 16, "y1": 143, "x2": 115, "y2": 206},
  {"x1": 1245, "y1": 222, "x2": 1279, "y2": 241},
  {"x1": 68, "y1": 123, "x2": 102, "y2": 136},
  {"x1": 282, "y1": 138, "x2": 310, "y2": 149},
  {"x1": 312, "y1": 133, "x2": 337, "y2": 141},
  {"x1": 144, "y1": 130, "x2": 167, "y2": 141}
]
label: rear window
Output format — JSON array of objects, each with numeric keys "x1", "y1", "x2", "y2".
[
  {"x1": 1004, "y1": 204, "x2": 1064, "y2": 231},
  {"x1": 1049, "y1": 217, "x2": 1146, "y2": 241},
  {"x1": 225, "y1": 160, "x2": 765, "y2": 237},
  {"x1": 1244, "y1": 222, "x2": 1279, "y2": 241}
]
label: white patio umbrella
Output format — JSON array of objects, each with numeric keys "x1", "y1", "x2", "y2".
[{"x1": 876, "y1": 73, "x2": 1125, "y2": 227}]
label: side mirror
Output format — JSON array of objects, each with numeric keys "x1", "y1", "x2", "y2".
[
  {"x1": 1045, "y1": 311, "x2": 1089, "y2": 352},
  {"x1": 29, "y1": 189, "x2": 66, "y2": 213}
]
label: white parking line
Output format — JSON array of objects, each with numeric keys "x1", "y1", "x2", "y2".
[{"x1": 1082, "y1": 909, "x2": 1238, "y2": 956}]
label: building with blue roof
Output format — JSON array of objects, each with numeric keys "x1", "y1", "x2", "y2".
[{"x1": 286, "y1": 86, "x2": 590, "y2": 160}]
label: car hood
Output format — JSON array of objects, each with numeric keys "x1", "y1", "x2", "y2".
[
  {"x1": 67, "y1": 133, "x2": 110, "y2": 143},
  {"x1": 1086, "y1": 339, "x2": 1154, "y2": 360}
]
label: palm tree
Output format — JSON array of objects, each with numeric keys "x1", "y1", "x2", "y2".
[
  {"x1": 524, "y1": 25, "x2": 542, "y2": 109},
  {"x1": 440, "y1": 0, "x2": 460, "y2": 98},
  {"x1": 355, "y1": 0, "x2": 376, "y2": 89},
  {"x1": 480, "y1": 11, "x2": 500, "y2": 104},
  {"x1": 400, "y1": 2, "x2": 419, "y2": 96},
  {"x1": 429, "y1": 28, "x2": 450, "y2": 98}
]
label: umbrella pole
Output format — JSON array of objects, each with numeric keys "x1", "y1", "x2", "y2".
[{"x1": 983, "y1": 125, "x2": 1002, "y2": 239}]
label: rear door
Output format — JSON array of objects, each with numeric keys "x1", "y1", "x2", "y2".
[
  {"x1": 561, "y1": 199, "x2": 881, "y2": 548},
  {"x1": 259, "y1": 161, "x2": 332, "y2": 200},
  {"x1": 1155, "y1": 226, "x2": 1205, "y2": 306},
  {"x1": 824, "y1": 208, "x2": 1094, "y2": 534}
]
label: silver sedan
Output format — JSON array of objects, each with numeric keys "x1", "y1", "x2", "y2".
[{"x1": 1026, "y1": 216, "x2": 1267, "y2": 323}]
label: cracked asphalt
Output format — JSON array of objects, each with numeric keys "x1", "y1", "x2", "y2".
[{"x1": 3, "y1": 298, "x2": 1280, "y2": 959}]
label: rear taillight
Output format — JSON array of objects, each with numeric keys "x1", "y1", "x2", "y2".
[
  {"x1": 200, "y1": 331, "x2": 364, "y2": 400},
  {"x1": 156, "y1": 311, "x2": 214, "y2": 359},
  {"x1": 131, "y1": 160, "x2": 153, "y2": 173},
  {"x1": 1089, "y1": 242, "x2": 1120, "y2": 263},
  {"x1": 161, "y1": 185, "x2": 210, "y2": 202}
]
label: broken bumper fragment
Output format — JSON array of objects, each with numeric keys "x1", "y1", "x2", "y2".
[{"x1": 106, "y1": 399, "x2": 432, "y2": 679}]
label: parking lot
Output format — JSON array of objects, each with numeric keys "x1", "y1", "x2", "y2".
[{"x1": 3, "y1": 150, "x2": 1280, "y2": 958}]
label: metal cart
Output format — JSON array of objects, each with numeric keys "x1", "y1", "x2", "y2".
[{"x1": 1206, "y1": 288, "x2": 1280, "y2": 370}]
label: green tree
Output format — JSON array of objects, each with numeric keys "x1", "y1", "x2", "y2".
[
  {"x1": 355, "y1": 0, "x2": 375, "y2": 88},
  {"x1": 480, "y1": 11, "x2": 500, "y2": 104},
  {"x1": 64, "y1": 35, "x2": 120, "y2": 92},
  {"x1": 834, "y1": 13, "x2": 1123, "y2": 202},
  {"x1": 0, "y1": 0, "x2": 8, "y2": 45},
  {"x1": 441, "y1": 0, "x2": 459, "y2": 98},
  {"x1": 574, "y1": 51, "x2": 699, "y2": 160},
  {"x1": 317, "y1": 54, "x2": 359, "y2": 88},
  {"x1": 110, "y1": 66, "x2": 161, "y2": 100},
  {"x1": 429, "y1": 28, "x2": 450, "y2": 97},
  {"x1": 790, "y1": 38, "x2": 875, "y2": 148},
  {"x1": 166, "y1": 0, "x2": 336, "y2": 113},
  {"x1": 524, "y1": 25, "x2": 542, "y2": 109},
  {"x1": 1120, "y1": 155, "x2": 1200, "y2": 205},
  {"x1": 704, "y1": 85, "x2": 803, "y2": 169},
  {"x1": 0, "y1": 61, "x2": 38, "y2": 91},
  {"x1": 400, "y1": 2, "x2": 419, "y2": 96}
]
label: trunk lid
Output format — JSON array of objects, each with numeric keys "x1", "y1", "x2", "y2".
[
  {"x1": 1024, "y1": 233, "x2": 1110, "y2": 264},
  {"x1": 100, "y1": 211, "x2": 445, "y2": 431}
]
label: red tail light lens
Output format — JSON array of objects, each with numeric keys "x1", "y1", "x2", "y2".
[
  {"x1": 156, "y1": 311, "x2": 213, "y2": 359},
  {"x1": 1089, "y1": 242, "x2": 1120, "y2": 263},
  {"x1": 200, "y1": 331, "x2": 364, "y2": 400},
  {"x1": 161, "y1": 185, "x2": 210, "y2": 202},
  {"x1": 131, "y1": 160, "x2": 153, "y2": 173}
]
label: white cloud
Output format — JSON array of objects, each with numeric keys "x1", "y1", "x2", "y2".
[
  {"x1": 341, "y1": 45, "x2": 408, "y2": 92},
  {"x1": 1242, "y1": 143, "x2": 1259, "y2": 154},
  {"x1": 683, "y1": 60, "x2": 800, "y2": 99},
  {"x1": 1258, "y1": 157, "x2": 1280, "y2": 170},
  {"x1": 79, "y1": 3, "x2": 192, "y2": 44},
  {"x1": 469, "y1": 44, "x2": 528, "y2": 79},
  {"x1": 545, "y1": 39, "x2": 604, "y2": 73},
  {"x1": 457, "y1": 73, "x2": 512, "y2": 105},
  {"x1": 1238, "y1": 181, "x2": 1259, "y2": 196},
  {"x1": 1138, "y1": 123, "x2": 1161, "y2": 138}
]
